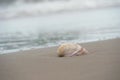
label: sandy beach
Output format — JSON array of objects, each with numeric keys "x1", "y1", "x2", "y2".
[{"x1": 0, "y1": 38, "x2": 120, "y2": 80}]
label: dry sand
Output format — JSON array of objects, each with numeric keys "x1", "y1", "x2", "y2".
[{"x1": 0, "y1": 38, "x2": 120, "y2": 80}]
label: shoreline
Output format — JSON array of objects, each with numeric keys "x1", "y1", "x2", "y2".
[{"x1": 1, "y1": 37, "x2": 119, "y2": 55}]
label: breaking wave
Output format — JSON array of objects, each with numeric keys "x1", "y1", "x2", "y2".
[{"x1": 0, "y1": 0, "x2": 120, "y2": 19}]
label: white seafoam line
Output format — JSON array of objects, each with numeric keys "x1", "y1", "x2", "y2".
[{"x1": 0, "y1": 36, "x2": 119, "y2": 54}]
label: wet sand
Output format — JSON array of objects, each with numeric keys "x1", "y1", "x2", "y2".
[{"x1": 0, "y1": 38, "x2": 120, "y2": 80}]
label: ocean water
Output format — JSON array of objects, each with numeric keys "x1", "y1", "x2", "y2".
[{"x1": 0, "y1": 0, "x2": 120, "y2": 54}]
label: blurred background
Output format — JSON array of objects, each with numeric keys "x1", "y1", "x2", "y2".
[{"x1": 0, "y1": 0, "x2": 120, "y2": 54}]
